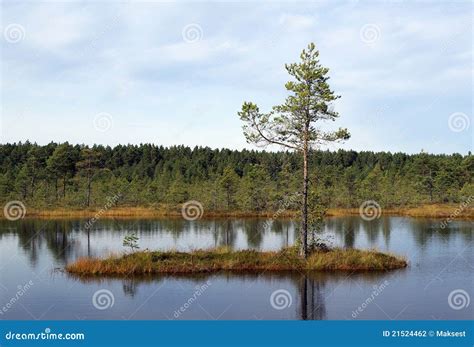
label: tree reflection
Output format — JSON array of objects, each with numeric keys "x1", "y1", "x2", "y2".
[
  {"x1": 241, "y1": 219, "x2": 265, "y2": 249},
  {"x1": 298, "y1": 276, "x2": 327, "y2": 320},
  {"x1": 1, "y1": 216, "x2": 471, "y2": 271},
  {"x1": 0, "y1": 219, "x2": 78, "y2": 266},
  {"x1": 211, "y1": 220, "x2": 237, "y2": 248},
  {"x1": 122, "y1": 279, "x2": 139, "y2": 297}
]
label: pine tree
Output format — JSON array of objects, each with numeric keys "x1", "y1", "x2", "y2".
[
  {"x1": 238, "y1": 43, "x2": 350, "y2": 257},
  {"x1": 219, "y1": 166, "x2": 239, "y2": 210},
  {"x1": 76, "y1": 148, "x2": 102, "y2": 207}
]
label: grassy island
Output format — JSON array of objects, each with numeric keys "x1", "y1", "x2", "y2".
[{"x1": 66, "y1": 247, "x2": 407, "y2": 276}]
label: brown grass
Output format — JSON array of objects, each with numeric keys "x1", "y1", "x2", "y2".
[
  {"x1": 21, "y1": 206, "x2": 295, "y2": 219},
  {"x1": 66, "y1": 247, "x2": 407, "y2": 276},
  {"x1": 327, "y1": 203, "x2": 474, "y2": 219},
  {"x1": 7, "y1": 203, "x2": 473, "y2": 220}
]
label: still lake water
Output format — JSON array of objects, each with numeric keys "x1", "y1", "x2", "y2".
[{"x1": 0, "y1": 217, "x2": 472, "y2": 320}]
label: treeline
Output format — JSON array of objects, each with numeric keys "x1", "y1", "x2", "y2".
[{"x1": 0, "y1": 142, "x2": 472, "y2": 211}]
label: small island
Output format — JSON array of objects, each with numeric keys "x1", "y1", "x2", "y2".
[{"x1": 66, "y1": 247, "x2": 407, "y2": 276}]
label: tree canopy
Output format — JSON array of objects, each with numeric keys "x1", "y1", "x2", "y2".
[{"x1": 0, "y1": 142, "x2": 471, "y2": 210}]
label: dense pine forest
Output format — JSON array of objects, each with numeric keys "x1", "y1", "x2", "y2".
[{"x1": 0, "y1": 142, "x2": 472, "y2": 211}]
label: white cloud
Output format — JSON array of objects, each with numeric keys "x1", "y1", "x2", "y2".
[
  {"x1": 1, "y1": 1, "x2": 471, "y2": 154},
  {"x1": 278, "y1": 14, "x2": 315, "y2": 30}
]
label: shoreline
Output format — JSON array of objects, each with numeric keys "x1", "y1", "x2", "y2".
[
  {"x1": 4, "y1": 203, "x2": 473, "y2": 220},
  {"x1": 66, "y1": 247, "x2": 408, "y2": 276}
]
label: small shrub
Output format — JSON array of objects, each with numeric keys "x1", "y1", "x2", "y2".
[{"x1": 123, "y1": 233, "x2": 140, "y2": 253}]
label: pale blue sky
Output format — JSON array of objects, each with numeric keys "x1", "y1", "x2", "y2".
[{"x1": 1, "y1": 0, "x2": 472, "y2": 154}]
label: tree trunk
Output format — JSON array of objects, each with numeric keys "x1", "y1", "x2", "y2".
[
  {"x1": 30, "y1": 177, "x2": 36, "y2": 198},
  {"x1": 300, "y1": 276, "x2": 308, "y2": 320},
  {"x1": 300, "y1": 145, "x2": 309, "y2": 258},
  {"x1": 86, "y1": 173, "x2": 91, "y2": 207},
  {"x1": 87, "y1": 229, "x2": 91, "y2": 257},
  {"x1": 54, "y1": 179, "x2": 58, "y2": 201},
  {"x1": 429, "y1": 169, "x2": 433, "y2": 202}
]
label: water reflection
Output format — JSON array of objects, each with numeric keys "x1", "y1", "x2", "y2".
[
  {"x1": 122, "y1": 279, "x2": 139, "y2": 298},
  {"x1": 0, "y1": 216, "x2": 471, "y2": 320},
  {"x1": 68, "y1": 269, "x2": 404, "y2": 320},
  {"x1": 298, "y1": 276, "x2": 326, "y2": 320},
  {"x1": 0, "y1": 217, "x2": 472, "y2": 268}
]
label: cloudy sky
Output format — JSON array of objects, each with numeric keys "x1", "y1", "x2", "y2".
[{"x1": 1, "y1": 0, "x2": 472, "y2": 154}]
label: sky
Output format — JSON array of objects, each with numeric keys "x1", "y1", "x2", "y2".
[{"x1": 1, "y1": 0, "x2": 472, "y2": 154}]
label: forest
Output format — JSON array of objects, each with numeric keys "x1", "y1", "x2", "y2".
[{"x1": 0, "y1": 142, "x2": 472, "y2": 212}]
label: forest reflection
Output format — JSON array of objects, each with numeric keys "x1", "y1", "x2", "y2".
[
  {"x1": 0, "y1": 216, "x2": 471, "y2": 268},
  {"x1": 70, "y1": 270, "x2": 398, "y2": 320}
]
